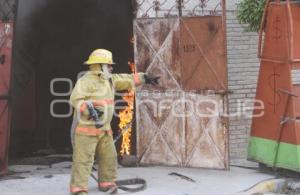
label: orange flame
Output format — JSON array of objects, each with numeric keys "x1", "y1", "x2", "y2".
[{"x1": 119, "y1": 61, "x2": 136, "y2": 156}]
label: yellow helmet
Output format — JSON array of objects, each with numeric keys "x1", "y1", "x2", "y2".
[{"x1": 84, "y1": 49, "x2": 115, "y2": 65}]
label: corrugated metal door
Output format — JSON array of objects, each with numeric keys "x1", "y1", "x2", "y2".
[
  {"x1": 134, "y1": 17, "x2": 229, "y2": 169},
  {"x1": 0, "y1": 21, "x2": 13, "y2": 175}
]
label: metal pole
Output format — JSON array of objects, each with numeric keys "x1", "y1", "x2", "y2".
[
  {"x1": 178, "y1": 0, "x2": 182, "y2": 17},
  {"x1": 258, "y1": 0, "x2": 271, "y2": 59},
  {"x1": 286, "y1": 0, "x2": 294, "y2": 62},
  {"x1": 221, "y1": 0, "x2": 230, "y2": 170}
]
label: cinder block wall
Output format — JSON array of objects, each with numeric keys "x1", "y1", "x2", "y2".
[{"x1": 226, "y1": 9, "x2": 260, "y2": 165}]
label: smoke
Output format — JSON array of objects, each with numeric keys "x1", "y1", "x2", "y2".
[{"x1": 11, "y1": 0, "x2": 134, "y2": 154}]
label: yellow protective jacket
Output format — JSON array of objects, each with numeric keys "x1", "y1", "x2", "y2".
[{"x1": 70, "y1": 71, "x2": 145, "y2": 136}]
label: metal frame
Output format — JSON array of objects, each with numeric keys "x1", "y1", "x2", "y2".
[
  {"x1": 0, "y1": 0, "x2": 15, "y2": 22},
  {"x1": 0, "y1": 20, "x2": 13, "y2": 175},
  {"x1": 0, "y1": 0, "x2": 16, "y2": 175},
  {"x1": 135, "y1": 0, "x2": 225, "y2": 18},
  {"x1": 258, "y1": 0, "x2": 300, "y2": 63},
  {"x1": 250, "y1": 0, "x2": 300, "y2": 170},
  {"x1": 134, "y1": 0, "x2": 229, "y2": 169}
]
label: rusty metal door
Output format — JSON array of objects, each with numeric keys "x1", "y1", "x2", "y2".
[
  {"x1": 0, "y1": 21, "x2": 13, "y2": 175},
  {"x1": 134, "y1": 5, "x2": 229, "y2": 169}
]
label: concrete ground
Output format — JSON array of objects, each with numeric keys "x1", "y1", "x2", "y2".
[{"x1": 0, "y1": 160, "x2": 279, "y2": 195}]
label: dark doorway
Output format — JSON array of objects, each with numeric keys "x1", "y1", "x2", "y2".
[{"x1": 10, "y1": 0, "x2": 134, "y2": 158}]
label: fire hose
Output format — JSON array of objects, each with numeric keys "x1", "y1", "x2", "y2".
[
  {"x1": 90, "y1": 122, "x2": 147, "y2": 194},
  {"x1": 90, "y1": 167, "x2": 146, "y2": 194}
]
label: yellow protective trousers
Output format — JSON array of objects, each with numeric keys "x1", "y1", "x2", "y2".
[
  {"x1": 69, "y1": 71, "x2": 145, "y2": 194},
  {"x1": 70, "y1": 132, "x2": 117, "y2": 193}
]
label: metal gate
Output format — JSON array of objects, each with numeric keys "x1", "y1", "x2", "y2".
[
  {"x1": 0, "y1": 21, "x2": 13, "y2": 175},
  {"x1": 0, "y1": 0, "x2": 15, "y2": 174},
  {"x1": 134, "y1": 0, "x2": 229, "y2": 169}
]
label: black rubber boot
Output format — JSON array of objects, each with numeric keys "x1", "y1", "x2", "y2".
[
  {"x1": 99, "y1": 184, "x2": 117, "y2": 194},
  {"x1": 74, "y1": 191, "x2": 88, "y2": 195}
]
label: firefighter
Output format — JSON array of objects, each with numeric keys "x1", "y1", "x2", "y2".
[{"x1": 69, "y1": 49, "x2": 159, "y2": 195}]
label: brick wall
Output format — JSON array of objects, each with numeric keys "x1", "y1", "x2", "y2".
[{"x1": 226, "y1": 10, "x2": 260, "y2": 165}]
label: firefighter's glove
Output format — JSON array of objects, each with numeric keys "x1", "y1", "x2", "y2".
[{"x1": 144, "y1": 74, "x2": 160, "y2": 85}]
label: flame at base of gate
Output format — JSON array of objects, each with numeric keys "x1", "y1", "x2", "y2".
[
  {"x1": 119, "y1": 91, "x2": 134, "y2": 156},
  {"x1": 119, "y1": 62, "x2": 135, "y2": 156}
]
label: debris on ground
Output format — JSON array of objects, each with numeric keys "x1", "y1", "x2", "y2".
[
  {"x1": 119, "y1": 155, "x2": 138, "y2": 167},
  {"x1": 283, "y1": 180, "x2": 300, "y2": 194},
  {"x1": 168, "y1": 172, "x2": 196, "y2": 183},
  {"x1": 2, "y1": 156, "x2": 300, "y2": 195}
]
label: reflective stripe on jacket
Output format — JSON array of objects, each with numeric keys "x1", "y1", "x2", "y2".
[{"x1": 70, "y1": 71, "x2": 145, "y2": 135}]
